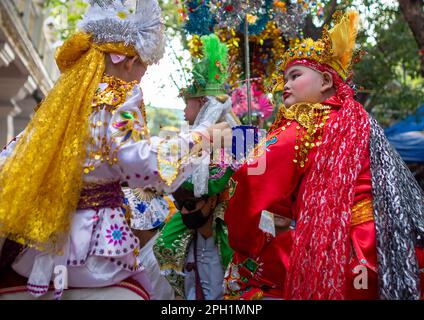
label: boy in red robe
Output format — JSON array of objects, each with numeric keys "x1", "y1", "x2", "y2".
[{"x1": 224, "y1": 11, "x2": 424, "y2": 300}]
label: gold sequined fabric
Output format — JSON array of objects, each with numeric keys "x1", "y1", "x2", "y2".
[
  {"x1": 77, "y1": 181, "x2": 124, "y2": 211},
  {"x1": 0, "y1": 32, "x2": 138, "y2": 253}
]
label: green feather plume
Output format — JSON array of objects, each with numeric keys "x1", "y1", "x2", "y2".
[{"x1": 182, "y1": 34, "x2": 229, "y2": 98}]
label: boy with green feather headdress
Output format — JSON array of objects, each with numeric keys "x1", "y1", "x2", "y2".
[
  {"x1": 180, "y1": 33, "x2": 240, "y2": 197},
  {"x1": 153, "y1": 34, "x2": 239, "y2": 299}
]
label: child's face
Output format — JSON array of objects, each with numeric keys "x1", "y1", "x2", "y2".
[
  {"x1": 126, "y1": 57, "x2": 147, "y2": 82},
  {"x1": 184, "y1": 97, "x2": 205, "y2": 125},
  {"x1": 283, "y1": 65, "x2": 327, "y2": 107}
]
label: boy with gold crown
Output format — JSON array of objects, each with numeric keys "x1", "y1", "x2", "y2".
[
  {"x1": 0, "y1": 0, "x2": 231, "y2": 299},
  {"x1": 224, "y1": 11, "x2": 424, "y2": 300}
]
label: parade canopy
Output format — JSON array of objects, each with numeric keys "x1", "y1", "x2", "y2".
[{"x1": 385, "y1": 104, "x2": 424, "y2": 163}]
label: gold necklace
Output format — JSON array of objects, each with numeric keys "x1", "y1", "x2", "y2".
[
  {"x1": 91, "y1": 74, "x2": 139, "y2": 113},
  {"x1": 266, "y1": 103, "x2": 332, "y2": 168}
]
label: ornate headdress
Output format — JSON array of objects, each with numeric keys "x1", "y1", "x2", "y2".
[
  {"x1": 277, "y1": 10, "x2": 371, "y2": 300},
  {"x1": 123, "y1": 188, "x2": 171, "y2": 231},
  {"x1": 274, "y1": 10, "x2": 360, "y2": 93},
  {"x1": 180, "y1": 34, "x2": 229, "y2": 98},
  {"x1": 79, "y1": 0, "x2": 165, "y2": 65}
]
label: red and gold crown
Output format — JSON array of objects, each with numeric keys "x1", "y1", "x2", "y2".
[{"x1": 275, "y1": 10, "x2": 361, "y2": 92}]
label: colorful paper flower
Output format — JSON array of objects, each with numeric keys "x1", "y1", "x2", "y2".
[{"x1": 106, "y1": 224, "x2": 128, "y2": 246}]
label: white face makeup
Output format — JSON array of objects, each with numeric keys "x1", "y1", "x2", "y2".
[{"x1": 282, "y1": 65, "x2": 328, "y2": 107}]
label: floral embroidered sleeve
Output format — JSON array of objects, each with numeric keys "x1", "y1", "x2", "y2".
[{"x1": 104, "y1": 86, "x2": 207, "y2": 192}]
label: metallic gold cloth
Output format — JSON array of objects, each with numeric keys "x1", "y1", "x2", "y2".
[{"x1": 0, "y1": 32, "x2": 137, "y2": 253}]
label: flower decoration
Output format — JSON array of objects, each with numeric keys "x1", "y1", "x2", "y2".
[
  {"x1": 232, "y1": 82, "x2": 274, "y2": 121},
  {"x1": 106, "y1": 223, "x2": 128, "y2": 246}
]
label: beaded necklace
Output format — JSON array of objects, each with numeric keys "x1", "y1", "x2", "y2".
[
  {"x1": 84, "y1": 74, "x2": 148, "y2": 174},
  {"x1": 253, "y1": 103, "x2": 332, "y2": 168}
]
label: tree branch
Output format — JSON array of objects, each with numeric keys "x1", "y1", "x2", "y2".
[
  {"x1": 302, "y1": 0, "x2": 339, "y2": 39},
  {"x1": 398, "y1": 0, "x2": 424, "y2": 76},
  {"x1": 321, "y1": 0, "x2": 339, "y2": 28}
]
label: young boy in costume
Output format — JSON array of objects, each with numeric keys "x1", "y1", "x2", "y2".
[
  {"x1": 153, "y1": 167, "x2": 234, "y2": 300},
  {"x1": 224, "y1": 11, "x2": 424, "y2": 300},
  {"x1": 0, "y1": 0, "x2": 230, "y2": 299},
  {"x1": 181, "y1": 33, "x2": 240, "y2": 197}
]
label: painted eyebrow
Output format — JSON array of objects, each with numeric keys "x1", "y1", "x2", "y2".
[{"x1": 284, "y1": 68, "x2": 302, "y2": 82}]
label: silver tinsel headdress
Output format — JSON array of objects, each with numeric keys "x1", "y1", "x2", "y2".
[{"x1": 79, "y1": 0, "x2": 165, "y2": 65}]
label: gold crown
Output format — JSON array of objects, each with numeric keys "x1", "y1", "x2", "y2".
[{"x1": 279, "y1": 10, "x2": 360, "y2": 82}]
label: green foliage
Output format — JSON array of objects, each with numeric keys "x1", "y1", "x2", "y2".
[
  {"x1": 354, "y1": 5, "x2": 423, "y2": 127},
  {"x1": 44, "y1": 0, "x2": 88, "y2": 41}
]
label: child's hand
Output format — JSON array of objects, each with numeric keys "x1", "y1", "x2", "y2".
[{"x1": 207, "y1": 122, "x2": 232, "y2": 147}]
